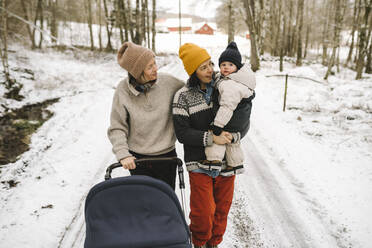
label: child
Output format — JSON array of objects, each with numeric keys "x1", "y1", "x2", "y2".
[{"x1": 205, "y1": 41, "x2": 256, "y2": 175}]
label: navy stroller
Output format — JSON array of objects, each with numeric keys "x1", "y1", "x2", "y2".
[{"x1": 84, "y1": 157, "x2": 192, "y2": 248}]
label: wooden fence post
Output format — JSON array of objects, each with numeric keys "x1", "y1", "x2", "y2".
[{"x1": 283, "y1": 74, "x2": 288, "y2": 112}]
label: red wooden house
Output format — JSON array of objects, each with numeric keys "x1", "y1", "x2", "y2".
[{"x1": 195, "y1": 23, "x2": 214, "y2": 35}]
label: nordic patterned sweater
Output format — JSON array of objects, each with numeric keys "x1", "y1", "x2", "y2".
[
  {"x1": 173, "y1": 79, "x2": 254, "y2": 171},
  {"x1": 172, "y1": 85, "x2": 215, "y2": 170}
]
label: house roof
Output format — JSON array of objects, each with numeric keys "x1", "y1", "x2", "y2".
[{"x1": 193, "y1": 22, "x2": 217, "y2": 31}]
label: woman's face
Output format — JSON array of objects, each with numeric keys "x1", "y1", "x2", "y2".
[
  {"x1": 196, "y1": 59, "x2": 214, "y2": 84},
  {"x1": 142, "y1": 58, "x2": 158, "y2": 82}
]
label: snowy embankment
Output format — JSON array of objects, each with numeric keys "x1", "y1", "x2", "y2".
[{"x1": 1, "y1": 33, "x2": 372, "y2": 248}]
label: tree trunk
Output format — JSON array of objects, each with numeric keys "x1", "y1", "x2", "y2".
[
  {"x1": 296, "y1": 0, "x2": 304, "y2": 66},
  {"x1": 116, "y1": 0, "x2": 124, "y2": 44},
  {"x1": 145, "y1": 0, "x2": 150, "y2": 48},
  {"x1": 49, "y1": 0, "x2": 58, "y2": 43},
  {"x1": 37, "y1": 0, "x2": 44, "y2": 48},
  {"x1": 356, "y1": 0, "x2": 371, "y2": 79},
  {"x1": 0, "y1": 0, "x2": 12, "y2": 88},
  {"x1": 141, "y1": 0, "x2": 146, "y2": 45},
  {"x1": 269, "y1": 0, "x2": 276, "y2": 55},
  {"x1": 363, "y1": 9, "x2": 372, "y2": 73},
  {"x1": 275, "y1": 0, "x2": 282, "y2": 57},
  {"x1": 86, "y1": 0, "x2": 94, "y2": 50},
  {"x1": 32, "y1": 0, "x2": 43, "y2": 49},
  {"x1": 286, "y1": 0, "x2": 293, "y2": 56},
  {"x1": 346, "y1": 0, "x2": 360, "y2": 66},
  {"x1": 290, "y1": 0, "x2": 299, "y2": 57},
  {"x1": 365, "y1": 36, "x2": 372, "y2": 73},
  {"x1": 322, "y1": 0, "x2": 331, "y2": 66},
  {"x1": 324, "y1": 0, "x2": 344, "y2": 80},
  {"x1": 127, "y1": 0, "x2": 135, "y2": 42},
  {"x1": 304, "y1": 0, "x2": 314, "y2": 59},
  {"x1": 243, "y1": 0, "x2": 260, "y2": 71},
  {"x1": 98, "y1": 0, "x2": 103, "y2": 50},
  {"x1": 134, "y1": 0, "x2": 141, "y2": 44},
  {"x1": 280, "y1": 0, "x2": 286, "y2": 72},
  {"x1": 103, "y1": 0, "x2": 113, "y2": 50},
  {"x1": 227, "y1": 0, "x2": 234, "y2": 43},
  {"x1": 151, "y1": 0, "x2": 156, "y2": 52},
  {"x1": 119, "y1": 0, "x2": 129, "y2": 42},
  {"x1": 258, "y1": 0, "x2": 265, "y2": 55},
  {"x1": 20, "y1": 0, "x2": 36, "y2": 48}
]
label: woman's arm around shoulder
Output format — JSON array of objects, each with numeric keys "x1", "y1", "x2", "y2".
[{"x1": 158, "y1": 72, "x2": 185, "y2": 91}]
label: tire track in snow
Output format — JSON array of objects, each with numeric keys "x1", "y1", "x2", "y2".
[
  {"x1": 57, "y1": 152, "x2": 117, "y2": 248},
  {"x1": 226, "y1": 137, "x2": 347, "y2": 248}
]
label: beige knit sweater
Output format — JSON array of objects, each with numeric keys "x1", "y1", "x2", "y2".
[{"x1": 108, "y1": 72, "x2": 184, "y2": 161}]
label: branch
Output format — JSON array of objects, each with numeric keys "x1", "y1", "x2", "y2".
[
  {"x1": 0, "y1": 6, "x2": 79, "y2": 51},
  {"x1": 265, "y1": 74, "x2": 326, "y2": 84}
]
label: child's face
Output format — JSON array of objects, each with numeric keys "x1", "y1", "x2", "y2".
[{"x1": 220, "y1": 61, "x2": 237, "y2": 76}]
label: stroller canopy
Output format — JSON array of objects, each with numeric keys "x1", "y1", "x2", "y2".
[{"x1": 84, "y1": 175, "x2": 191, "y2": 248}]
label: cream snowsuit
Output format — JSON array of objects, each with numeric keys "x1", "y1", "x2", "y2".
[{"x1": 205, "y1": 63, "x2": 256, "y2": 173}]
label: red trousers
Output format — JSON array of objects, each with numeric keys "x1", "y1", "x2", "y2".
[{"x1": 188, "y1": 172, "x2": 235, "y2": 247}]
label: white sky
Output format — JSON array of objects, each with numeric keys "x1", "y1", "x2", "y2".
[{"x1": 156, "y1": 0, "x2": 222, "y2": 19}]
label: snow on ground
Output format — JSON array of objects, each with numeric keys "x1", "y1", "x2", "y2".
[{"x1": 1, "y1": 32, "x2": 372, "y2": 248}]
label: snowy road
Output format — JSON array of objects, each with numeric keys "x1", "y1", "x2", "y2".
[
  {"x1": 225, "y1": 137, "x2": 348, "y2": 248},
  {"x1": 57, "y1": 137, "x2": 347, "y2": 248}
]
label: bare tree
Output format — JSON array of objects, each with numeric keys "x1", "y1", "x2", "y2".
[
  {"x1": 151, "y1": 0, "x2": 156, "y2": 52},
  {"x1": 242, "y1": 0, "x2": 260, "y2": 71},
  {"x1": 48, "y1": 0, "x2": 58, "y2": 44},
  {"x1": 134, "y1": 0, "x2": 141, "y2": 44},
  {"x1": 346, "y1": 0, "x2": 361, "y2": 66},
  {"x1": 366, "y1": 35, "x2": 372, "y2": 73},
  {"x1": 86, "y1": 0, "x2": 94, "y2": 50},
  {"x1": 103, "y1": 0, "x2": 113, "y2": 50},
  {"x1": 363, "y1": 6, "x2": 372, "y2": 73},
  {"x1": 0, "y1": 0, "x2": 12, "y2": 87},
  {"x1": 324, "y1": 0, "x2": 345, "y2": 80},
  {"x1": 295, "y1": 0, "x2": 304, "y2": 66},
  {"x1": 356, "y1": 0, "x2": 372, "y2": 79},
  {"x1": 227, "y1": 0, "x2": 235, "y2": 43},
  {"x1": 20, "y1": 0, "x2": 36, "y2": 48},
  {"x1": 97, "y1": 0, "x2": 103, "y2": 50},
  {"x1": 145, "y1": 0, "x2": 150, "y2": 48},
  {"x1": 116, "y1": 0, "x2": 124, "y2": 43},
  {"x1": 31, "y1": 0, "x2": 44, "y2": 48},
  {"x1": 322, "y1": 0, "x2": 332, "y2": 65},
  {"x1": 280, "y1": 0, "x2": 286, "y2": 71}
]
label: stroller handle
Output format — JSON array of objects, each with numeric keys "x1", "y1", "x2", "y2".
[{"x1": 104, "y1": 157, "x2": 183, "y2": 180}]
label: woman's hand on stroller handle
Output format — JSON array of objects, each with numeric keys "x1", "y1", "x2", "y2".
[{"x1": 120, "y1": 156, "x2": 136, "y2": 170}]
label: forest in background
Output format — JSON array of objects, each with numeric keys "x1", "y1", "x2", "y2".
[{"x1": 0, "y1": 0, "x2": 371, "y2": 100}]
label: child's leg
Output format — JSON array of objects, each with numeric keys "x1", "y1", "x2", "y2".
[
  {"x1": 221, "y1": 143, "x2": 245, "y2": 176},
  {"x1": 205, "y1": 143, "x2": 226, "y2": 162}
]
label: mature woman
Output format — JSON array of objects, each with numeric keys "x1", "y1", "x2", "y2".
[
  {"x1": 172, "y1": 43, "x2": 251, "y2": 248},
  {"x1": 107, "y1": 42, "x2": 184, "y2": 190}
]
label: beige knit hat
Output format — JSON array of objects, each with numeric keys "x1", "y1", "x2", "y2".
[{"x1": 117, "y1": 42, "x2": 155, "y2": 80}]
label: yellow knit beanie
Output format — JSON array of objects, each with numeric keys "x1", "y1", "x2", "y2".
[{"x1": 179, "y1": 43, "x2": 211, "y2": 76}]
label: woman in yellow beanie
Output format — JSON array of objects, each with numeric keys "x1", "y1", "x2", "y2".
[
  {"x1": 173, "y1": 43, "x2": 238, "y2": 248},
  {"x1": 108, "y1": 42, "x2": 184, "y2": 190}
]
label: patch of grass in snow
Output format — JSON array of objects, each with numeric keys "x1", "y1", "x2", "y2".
[{"x1": 0, "y1": 98, "x2": 59, "y2": 166}]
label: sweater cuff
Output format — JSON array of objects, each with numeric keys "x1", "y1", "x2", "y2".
[
  {"x1": 204, "y1": 131, "x2": 214, "y2": 147},
  {"x1": 231, "y1": 132, "x2": 241, "y2": 143},
  {"x1": 115, "y1": 149, "x2": 132, "y2": 161}
]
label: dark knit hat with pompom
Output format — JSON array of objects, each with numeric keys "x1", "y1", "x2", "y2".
[{"x1": 218, "y1": 41, "x2": 242, "y2": 69}]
